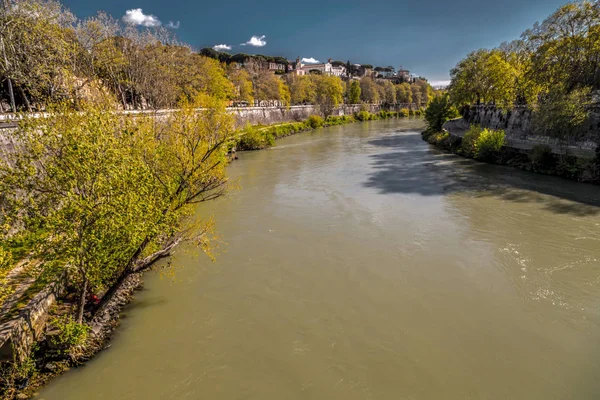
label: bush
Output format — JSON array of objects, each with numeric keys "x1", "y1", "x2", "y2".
[
  {"x1": 377, "y1": 110, "x2": 391, "y2": 119},
  {"x1": 530, "y1": 144, "x2": 555, "y2": 171},
  {"x1": 461, "y1": 125, "x2": 483, "y2": 157},
  {"x1": 325, "y1": 115, "x2": 355, "y2": 125},
  {"x1": 49, "y1": 315, "x2": 90, "y2": 351},
  {"x1": 474, "y1": 128, "x2": 506, "y2": 161},
  {"x1": 306, "y1": 115, "x2": 324, "y2": 129},
  {"x1": 556, "y1": 155, "x2": 582, "y2": 180},
  {"x1": 399, "y1": 108, "x2": 409, "y2": 117},
  {"x1": 237, "y1": 126, "x2": 273, "y2": 150},
  {"x1": 355, "y1": 110, "x2": 372, "y2": 121}
]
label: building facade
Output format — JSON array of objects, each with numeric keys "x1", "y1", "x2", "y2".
[{"x1": 294, "y1": 58, "x2": 346, "y2": 76}]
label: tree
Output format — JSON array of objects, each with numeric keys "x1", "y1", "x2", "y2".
[
  {"x1": 532, "y1": 87, "x2": 592, "y2": 147},
  {"x1": 0, "y1": 103, "x2": 158, "y2": 322},
  {"x1": 396, "y1": 82, "x2": 412, "y2": 103},
  {"x1": 178, "y1": 54, "x2": 234, "y2": 102},
  {"x1": 312, "y1": 74, "x2": 344, "y2": 116},
  {"x1": 424, "y1": 93, "x2": 460, "y2": 131},
  {"x1": 253, "y1": 71, "x2": 286, "y2": 104},
  {"x1": 0, "y1": 94, "x2": 237, "y2": 323},
  {"x1": 360, "y1": 77, "x2": 379, "y2": 103},
  {"x1": 285, "y1": 74, "x2": 316, "y2": 105},
  {"x1": 227, "y1": 66, "x2": 254, "y2": 104},
  {"x1": 124, "y1": 94, "x2": 237, "y2": 277},
  {"x1": 381, "y1": 80, "x2": 396, "y2": 104},
  {"x1": 448, "y1": 49, "x2": 517, "y2": 108},
  {"x1": 0, "y1": 0, "x2": 77, "y2": 109},
  {"x1": 411, "y1": 83, "x2": 423, "y2": 106},
  {"x1": 348, "y1": 80, "x2": 361, "y2": 104},
  {"x1": 525, "y1": 1, "x2": 600, "y2": 92},
  {"x1": 278, "y1": 78, "x2": 291, "y2": 108}
]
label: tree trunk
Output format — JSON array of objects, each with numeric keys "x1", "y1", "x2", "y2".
[
  {"x1": 0, "y1": 36, "x2": 15, "y2": 112},
  {"x1": 76, "y1": 276, "x2": 88, "y2": 324},
  {"x1": 18, "y1": 86, "x2": 31, "y2": 112}
]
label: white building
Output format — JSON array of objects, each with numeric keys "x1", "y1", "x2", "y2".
[{"x1": 294, "y1": 58, "x2": 345, "y2": 76}]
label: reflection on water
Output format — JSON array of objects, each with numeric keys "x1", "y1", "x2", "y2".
[{"x1": 39, "y1": 119, "x2": 600, "y2": 400}]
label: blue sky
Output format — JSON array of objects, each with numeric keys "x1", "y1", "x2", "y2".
[{"x1": 63, "y1": 0, "x2": 569, "y2": 85}]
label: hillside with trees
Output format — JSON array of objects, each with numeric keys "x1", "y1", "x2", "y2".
[{"x1": 0, "y1": 0, "x2": 434, "y2": 112}]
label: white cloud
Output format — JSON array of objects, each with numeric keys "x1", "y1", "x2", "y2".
[
  {"x1": 166, "y1": 21, "x2": 180, "y2": 29},
  {"x1": 302, "y1": 57, "x2": 320, "y2": 64},
  {"x1": 213, "y1": 44, "x2": 232, "y2": 51},
  {"x1": 122, "y1": 8, "x2": 161, "y2": 27},
  {"x1": 429, "y1": 80, "x2": 451, "y2": 87},
  {"x1": 241, "y1": 35, "x2": 266, "y2": 47}
]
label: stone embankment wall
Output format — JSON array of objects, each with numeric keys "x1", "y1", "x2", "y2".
[
  {"x1": 0, "y1": 277, "x2": 65, "y2": 363},
  {"x1": 0, "y1": 103, "x2": 416, "y2": 129},
  {"x1": 215, "y1": 104, "x2": 412, "y2": 127},
  {"x1": 463, "y1": 105, "x2": 600, "y2": 150}
]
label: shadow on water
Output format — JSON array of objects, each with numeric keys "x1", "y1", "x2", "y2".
[{"x1": 364, "y1": 133, "x2": 600, "y2": 216}]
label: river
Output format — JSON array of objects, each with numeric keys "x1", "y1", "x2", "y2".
[{"x1": 39, "y1": 119, "x2": 600, "y2": 399}]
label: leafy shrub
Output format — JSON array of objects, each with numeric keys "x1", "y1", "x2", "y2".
[
  {"x1": 474, "y1": 128, "x2": 505, "y2": 161},
  {"x1": 399, "y1": 108, "x2": 409, "y2": 117},
  {"x1": 49, "y1": 315, "x2": 90, "y2": 351},
  {"x1": 355, "y1": 111, "x2": 372, "y2": 121},
  {"x1": 377, "y1": 110, "x2": 391, "y2": 119},
  {"x1": 530, "y1": 144, "x2": 555, "y2": 171},
  {"x1": 325, "y1": 116, "x2": 340, "y2": 125},
  {"x1": 325, "y1": 115, "x2": 354, "y2": 125},
  {"x1": 306, "y1": 115, "x2": 324, "y2": 129},
  {"x1": 237, "y1": 126, "x2": 272, "y2": 150},
  {"x1": 556, "y1": 155, "x2": 582, "y2": 180},
  {"x1": 268, "y1": 122, "x2": 305, "y2": 138},
  {"x1": 461, "y1": 125, "x2": 483, "y2": 157}
]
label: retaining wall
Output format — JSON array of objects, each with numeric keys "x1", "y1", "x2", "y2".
[{"x1": 464, "y1": 105, "x2": 600, "y2": 150}]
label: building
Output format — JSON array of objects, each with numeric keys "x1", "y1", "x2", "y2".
[
  {"x1": 268, "y1": 62, "x2": 286, "y2": 72},
  {"x1": 397, "y1": 68, "x2": 410, "y2": 82},
  {"x1": 293, "y1": 58, "x2": 346, "y2": 76},
  {"x1": 331, "y1": 64, "x2": 346, "y2": 77}
]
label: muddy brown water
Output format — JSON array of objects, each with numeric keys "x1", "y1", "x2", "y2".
[{"x1": 39, "y1": 119, "x2": 600, "y2": 399}]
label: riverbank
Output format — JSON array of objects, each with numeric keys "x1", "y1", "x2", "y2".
[
  {"x1": 0, "y1": 109, "x2": 422, "y2": 400},
  {"x1": 422, "y1": 124, "x2": 600, "y2": 185},
  {"x1": 235, "y1": 108, "x2": 421, "y2": 151}
]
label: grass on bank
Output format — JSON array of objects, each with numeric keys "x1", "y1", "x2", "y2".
[{"x1": 236, "y1": 109, "x2": 423, "y2": 150}]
